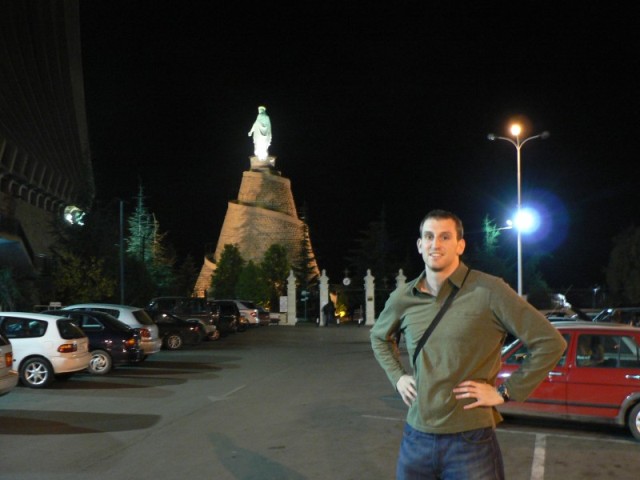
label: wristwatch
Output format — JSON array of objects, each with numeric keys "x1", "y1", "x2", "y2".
[{"x1": 497, "y1": 383, "x2": 510, "y2": 403}]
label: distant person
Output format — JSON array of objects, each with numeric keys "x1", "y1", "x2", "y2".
[
  {"x1": 322, "y1": 301, "x2": 335, "y2": 327},
  {"x1": 370, "y1": 209, "x2": 566, "y2": 479},
  {"x1": 248, "y1": 105, "x2": 272, "y2": 160}
]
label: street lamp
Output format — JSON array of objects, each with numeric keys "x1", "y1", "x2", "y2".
[{"x1": 488, "y1": 124, "x2": 549, "y2": 296}]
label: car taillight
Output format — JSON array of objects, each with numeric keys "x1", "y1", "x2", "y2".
[
  {"x1": 140, "y1": 328, "x2": 151, "y2": 338},
  {"x1": 3, "y1": 352, "x2": 12, "y2": 368},
  {"x1": 58, "y1": 343, "x2": 78, "y2": 353},
  {"x1": 124, "y1": 337, "x2": 139, "y2": 348}
]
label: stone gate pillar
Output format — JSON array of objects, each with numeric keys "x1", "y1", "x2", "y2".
[
  {"x1": 286, "y1": 270, "x2": 297, "y2": 326},
  {"x1": 365, "y1": 269, "x2": 375, "y2": 326},
  {"x1": 319, "y1": 270, "x2": 329, "y2": 326}
]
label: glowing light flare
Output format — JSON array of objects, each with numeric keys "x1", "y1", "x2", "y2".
[
  {"x1": 510, "y1": 124, "x2": 522, "y2": 136},
  {"x1": 513, "y1": 208, "x2": 540, "y2": 234}
]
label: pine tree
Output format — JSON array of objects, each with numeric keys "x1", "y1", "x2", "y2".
[
  {"x1": 210, "y1": 244, "x2": 245, "y2": 299},
  {"x1": 236, "y1": 260, "x2": 270, "y2": 304},
  {"x1": 261, "y1": 244, "x2": 290, "y2": 309},
  {"x1": 126, "y1": 184, "x2": 175, "y2": 292},
  {"x1": 0, "y1": 267, "x2": 20, "y2": 310},
  {"x1": 345, "y1": 207, "x2": 400, "y2": 285},
  {"x1": 126, "y1": 185, "x2": 155, "y2": 263},
  {"x1": 606, "y1": 225, "x2": 640, "y2": 304},
  {"x1": 294, "y1": 203, "x2": 319, "y2": 287}
]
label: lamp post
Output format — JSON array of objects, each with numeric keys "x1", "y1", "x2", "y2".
[{"x1": 488, "y1": 124, "x2": 549, "y2": 296}]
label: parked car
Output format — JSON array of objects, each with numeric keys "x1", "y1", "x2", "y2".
[
  {"x1": 0, "y1": 332, "x2": 18, "y2": 396},
  {"x1": 62, "y1": 304, "x2": 162, "y2": 357},
  {"x1": 592, "y1": 307, "x2": 640, "y2": 326},
  {"x1": 146, "y1": 296, "x2": 220, "y2": 340},
  {"x1": 151, "y1": 312, "x2": 203, "y2": 350},
  {"x1": 0, "y1": 312, "x2": 91, "y2": 388},
  {"x1": 207, "y1": 300, "x2": 240, "y2": 335},
  {"x1": 41, "y1": 309, "x2": 144, "y2": 375},
  {"x1": 256, "y1": 305, "x2": 271, "y2": 326},
  {"x1": 497, "y1": 321, "x2": 640, "y2": 440},
  {"x1": 215, "y1": 299, "x2": 263, "y2": 327}
]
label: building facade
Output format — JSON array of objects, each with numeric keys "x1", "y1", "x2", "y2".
[{"x1": 0, "y1": 1, "x2": 93, "y2": 280}]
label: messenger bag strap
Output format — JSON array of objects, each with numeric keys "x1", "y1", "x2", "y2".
[{"x1": 412, "y1": 268, "x2": 471, "y2": 368}]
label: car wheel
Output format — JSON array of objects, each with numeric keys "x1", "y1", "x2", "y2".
[
  {"x1": 19, "y1": 357, "x2": 54, "y2": 388},
  {"x1": 88, "y1": 349, "x2": 112, "y2": 375},
  {"x1": 628, "y1": 403, "x2": 640, "y2": 440},
  {"x1": 164, "y1": 333, "x2": 183, "y2": 350}
]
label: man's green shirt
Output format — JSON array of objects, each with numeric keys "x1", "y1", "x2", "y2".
[{"x1": 370, "y1": 262, "x2": 567, "y2": 434}]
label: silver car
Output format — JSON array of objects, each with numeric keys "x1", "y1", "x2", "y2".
[
  {"x1": 0, "y1": 312, "x2": 91, "y2": 388},
  {"x1": 62, "y1": 304, "x2": 162, "y2": 357},
  {"x1": 0, "y1": 332, "x2": 18, "y2": 395}
]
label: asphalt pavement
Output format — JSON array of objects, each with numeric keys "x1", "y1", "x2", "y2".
[{"x1": 1, "y1": 323, "x2": 639, "y2": 479}]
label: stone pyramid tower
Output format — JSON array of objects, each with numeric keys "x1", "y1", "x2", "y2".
[{"x1": 194, "y1": 107, "x2": 319, "y2": 297}]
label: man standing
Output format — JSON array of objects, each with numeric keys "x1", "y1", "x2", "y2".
[{"x1": 370, "y1": 209, "x2": 566, "y2": 479}]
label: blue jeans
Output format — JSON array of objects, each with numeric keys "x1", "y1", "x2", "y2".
[{"x1": 396, "y1": 423, "x2": 505, "y2": 480}]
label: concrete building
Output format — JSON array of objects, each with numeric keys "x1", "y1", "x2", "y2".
[{"x1": 0, "y1": 1, "x2": 93, "y2": 283}]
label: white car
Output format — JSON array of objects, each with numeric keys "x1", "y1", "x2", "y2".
[
  {"x1": 62, "y1": 304, "x2": 162, "y2": 357},
  {"x1": 0, "y1": 332, "x2": 19, "y2": 395},
  {"x1": 0, "y1": 312, "x2": 91, "y2": 388},
  {"x1": 217, "y1": 300, "x2": 261, "y2": 326}
]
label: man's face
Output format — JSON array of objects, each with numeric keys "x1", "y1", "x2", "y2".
[{"x1": 416, "y1": 218, "x2": 465, "y2": 273}]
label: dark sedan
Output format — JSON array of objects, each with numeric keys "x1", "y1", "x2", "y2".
[
  {"x1": 151, "y1": 313, "x2": 203, "y2": 350},
  {"x1": 41, "y1": 309, "x2": 144, "y2": 375}
]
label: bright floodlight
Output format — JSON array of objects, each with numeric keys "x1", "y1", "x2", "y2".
[
  {"x1": 510, "y1": 124, "x2": 522, "y2": 136},
  {"x1": 63, "y1": 205, "x2": 85, "y2": 226},
  {"x1": 514, "y1": 207, "x2": 539, "y2": 234}
]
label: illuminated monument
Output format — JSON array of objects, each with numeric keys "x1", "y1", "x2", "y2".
[{"x1": 194, "y1": 106, "x2": 319, "y2": 297}]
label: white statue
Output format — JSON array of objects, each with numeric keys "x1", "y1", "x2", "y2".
[{"x1": 248, "y1": 106, "x2": 272, "y2": 160}]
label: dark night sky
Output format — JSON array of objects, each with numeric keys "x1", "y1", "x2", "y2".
[{"x1": 78, "y1": 1, "x2": 640, "y2": 291}]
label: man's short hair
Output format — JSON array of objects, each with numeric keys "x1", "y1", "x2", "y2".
[{"x1": 419, "y1": 210, "x2": 464, "y2": 240}]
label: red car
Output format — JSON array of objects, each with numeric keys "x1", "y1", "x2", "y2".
[{"x1": 497, "y1": 321, "x2": 640, "y2": 440}]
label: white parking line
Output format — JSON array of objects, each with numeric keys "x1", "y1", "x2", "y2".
[
  {"x1": 530, "y1": 434, "x2": 546, "y2": 480},
  {"x1": 207, "y1": 384, "x2": 246, "y2": 402},
  {"x1": 498, "y1": 427, "x2": 636, "y2": 445},
  {"x1": 362, "y1": 414, "x2": 404, "y2": 422}
]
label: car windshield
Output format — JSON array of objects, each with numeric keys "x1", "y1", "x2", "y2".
[
  {"x1": 57, "y1": 319, "x2": 86, "y2": 339},
  {"x1": 132, "y1": 309, "x2": 155, "y2": 325}
]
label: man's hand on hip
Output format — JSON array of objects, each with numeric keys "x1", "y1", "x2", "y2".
[
  {"x1": 396, "y1": 374, "x2": 417, "y2": 407},
  {"x1": 453, "y1": 380, "x2": 504, "y2": 409}
]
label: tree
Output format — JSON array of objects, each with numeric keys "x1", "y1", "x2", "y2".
[
  {"x1": 47, "y1": 202, "x2": 121, "y2": 304},
  {"x1": 0, "y1": 267, "x2": 21, "y2": 310},
  {"x1": 126, "y1": 185, "x2": 155, "y2": 263},
  {"x1": 345, "y1": 208, "x2": 403, "y2": 284},
  {"x1": 293, "y1": 205, "x2": 319, "y2": 288},
  {"x1": 146, "y1": 214, "x2": 175, "y2": 293},
  {"x1": 236, "y1": 260, "x2": 270, "y2": 304},
  {"x1": 261, "y1": 244, "x2": 290, "y2": 309},
  {"x1": 465, "y1": 216, "x2": 511, "y2": 281},
  {"x1": 51, "y1": 250, "x2": 117, "y2": 303},
  {"x1": 210, "y1": 244, "x2": 245, "y2": 299},
  {"x1": 126, "y1": 185, "x2": 175, "y2": 293},
  {"x1": 464, "y1": 215, "x2": 554, "y2": 302},
  {"x1": 606, "y1": 225, "x2": 640, "y2": 304},
  {"x1": 174, "y1": 254, "x2": 199, "y2": 296}
]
